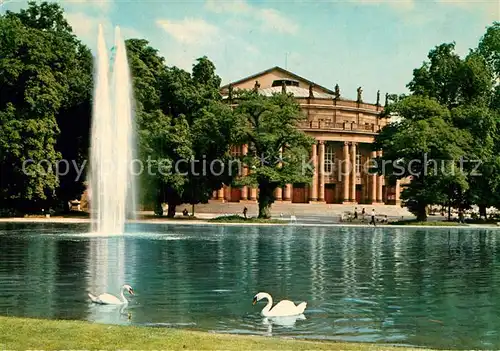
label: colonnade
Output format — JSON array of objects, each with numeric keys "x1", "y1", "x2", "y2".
[{"x1": 213, "y1": 141, "x2": 400, "y2": 204}]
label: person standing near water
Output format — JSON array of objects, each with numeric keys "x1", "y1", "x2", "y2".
[{"x1": 369, "y1": 209, "x2": 376, "y2": 226}]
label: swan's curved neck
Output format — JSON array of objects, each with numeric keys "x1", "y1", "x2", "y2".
[
  {"x1": 120, "y1": 287, "x2": 128, "y2": 304},
  {"x1": 261, "y1": 293, "x2": 273, "y2": 315}
]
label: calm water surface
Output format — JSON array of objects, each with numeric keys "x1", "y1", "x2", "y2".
[{"x1": 1, "y1": 223, "x2": 500, "y2": 349}]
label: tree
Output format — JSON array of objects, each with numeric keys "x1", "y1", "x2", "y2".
[
  {"x1": 232, "y1": 91, "x2": 315, "y2": 218},
  {"x1": 407, "y1": 43, "x2": 463, "y2": 109},
  {"x1": 380, "y1": 28, "x2": 500, "y2": 220},
  {"x1": 478, "y1": 21, "x2": 500, "y2": 78},
  {"x1": 375, "y1": 96, "x2": 471, "y2": 221},
  {"x1": 126, "y1": 40, "x2": 235, "y2": 217},
  {"x1": 0, "y1": 2, "x2": 94, "y2": 213},
  {"x1": 0, "y1": 2, "x2": 93, "y2": 213},
  {"x1": 159, "y1": 58, "x2": 236, "y2": 217},
  {"x1": 125, "y1": 39, "x2": 190, "y2": 217}
]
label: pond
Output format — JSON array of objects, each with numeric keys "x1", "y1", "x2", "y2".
[{"x1": 0, "y1": 222, "x2": 499, "y2": 349}]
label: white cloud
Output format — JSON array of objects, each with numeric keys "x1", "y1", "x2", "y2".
[
  {"x1": 65, "y1": 11, "x2": 141, "y2": 54},
  {"x1": 347, "y1": 0, "x2": 415, "y2": 11},
  {"x1": 204, "y1": 0, "x2": 299, "y2": 35},
  {"x1": 260, "y1": 8, "x2": 299, "y2": 34},
  {"x1": 204, "y1": 0, "x2": 251, "y2": 14},
  {"x1": 65, "y1": 11, "x2": 103, "y2": 40},
  {"x1": 156, "y1": 18, "x2": 220, "y2": 45}
]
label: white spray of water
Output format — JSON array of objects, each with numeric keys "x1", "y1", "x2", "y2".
[{"x1": 89, "y1": 24, "x2": 137, "y2": 235}]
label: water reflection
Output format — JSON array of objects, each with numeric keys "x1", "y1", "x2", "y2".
[{"x1": 1, "y1": 223, "x2": 500, "y2": 349}]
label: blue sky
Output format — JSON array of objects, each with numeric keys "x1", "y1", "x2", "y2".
[{"x1": 2, "y1": 0, "x2": 499, "y2": 102}]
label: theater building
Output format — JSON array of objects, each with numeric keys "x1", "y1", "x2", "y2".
[{"x1": 211, "y1": 66, "x2": 402, "y2": 205}]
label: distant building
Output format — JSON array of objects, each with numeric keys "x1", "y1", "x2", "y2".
[{"x1": 211, "y1": 66, "x2": 403, "y2": 205}]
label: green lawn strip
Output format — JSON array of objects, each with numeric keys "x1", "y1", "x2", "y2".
[
  {"x1": 0, "y1": 316, "x2": 432, "y2": 350},
  {"x1": 208, "y1": 215, "x2": 285, "y2": 224},
  {"x1": 388, "y1": 220, "x2": 466, "y2": 226}
]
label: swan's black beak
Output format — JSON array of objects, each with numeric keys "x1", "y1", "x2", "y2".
[
  {"x1": 252, "y1": 296, "x2": 257, "y2": 305},
  {"x1": 129, "y1": 288, "x2": 135, "y2": 295}
]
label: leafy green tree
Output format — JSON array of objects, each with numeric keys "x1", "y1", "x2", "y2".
[
  {"x1": 160, "y1": 58, "x2": 236, "y2": 216},
  {"x1": 232, "y1": 91, "x2": 315, "y2": 218},
  {"x1": 478, "y1": 21, "x2": 500, "y2": 78},
  {"x1": 382, "y1": 28, "x2": 500, "y2": 219},
  {"x1": 0, "y1": 2, "x2": 93, "y2": 213},
  {"x1": 407, "y1": 43, "x2": 463, "y2": 109},
  {"x1": 375, "y1": 96, "x2": 471, "y2": 221},
  {"x1": 126, "y1": 41, "x2": 235, "y2": 217}
]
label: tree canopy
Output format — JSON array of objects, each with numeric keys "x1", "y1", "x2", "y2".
[
  {"x1": 376, "y1": 21, "x2": 500, "y2": 220},
  {"x1": 0, "y1": 1, "x2": 92, "y2": 213},
  {"x1": 232, "y1": 90, "x2": 315, "y2": 218}
]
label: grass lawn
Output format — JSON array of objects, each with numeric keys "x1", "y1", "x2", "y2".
[
  {"x1": 389, "y1": 219, "x2": 466, "y2": 226},
  {"x1": 138, "y1": 214, "x2": 201, "y2": 221},
  {"x1": 0, "y1": 316, "x2": 433, "y2": 350},
  {"x1": 208, "y1": 214, "x2": 285, "y2": 224}
]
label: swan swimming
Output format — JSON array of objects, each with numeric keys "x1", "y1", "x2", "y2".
[
  {"x1": 252, "y1": 292, "x2": 307, "y2": 317},
  {"x1": 88, "y1": 284, "x2": 134, "y2": 305}
]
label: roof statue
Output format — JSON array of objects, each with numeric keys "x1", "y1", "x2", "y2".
[
  {"x1": 376, "y1": 90, "x2": 380, "y2": 106},
  {"x1": 357, "y1": 86, "x2": 363, "y2": 103},
  {"x1": 228, "y1": 84, "x2": 233, "y2": 101},
  {"x1": 281, "y1": 80, "x2": 287, "y2": 94},
  {"x1": 385, "y1": 92, "x2": 389, "y2": 108},
  {"x1": 309, "y1": 84, "x2": 314, "y2": 99},
  {"x1": 334, "y1": 84, "x2": 340, "y2": 100},
  {"x1": 253, "y1": 80, "x2": 260, "y2": 92}
]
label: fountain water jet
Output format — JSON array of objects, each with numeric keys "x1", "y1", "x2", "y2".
[{"x1": 89, "y1": 24, "x2": 137, "y2": 235}]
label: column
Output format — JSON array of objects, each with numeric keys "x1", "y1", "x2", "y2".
[
  {"x1": 284, "y1": 184, "x2": 292, "y2": 201},
  {"x1": 275, "y1": 187, "x2": 283, "y2": 200},
  {"x1": 250, "y1": 187, "x2": 257, "y2": 201},
  {"x1": 395, "y1": 179, "x2": 401, "y2": 205},
  {"x1": 275, "y1": 147, "x2": 283, "y2": 201},
  {"x1": 350, "y1": 142, "x2": 357, "y2": 203},
  {"x1": 370, "y1": 150, "x2": 377, "y2": 204},
  {"x1": 217, "y1": 187, "x2": 224, "y2": 201},
  {"x1": 377, "y1": 150, "x2": 383, "y2": 203},
  {"x1": 318, "y1": 141, "x2": 325, "y2": 202},
  {"x1": 342, "y1": 141, "x2": 349, "y2": 203},
  {"x1": 241, "y1": 144, "x2": 248, "y2": 200},
  {"x1": 310, "y1": 142, "x2": 318, "y2": 201}
]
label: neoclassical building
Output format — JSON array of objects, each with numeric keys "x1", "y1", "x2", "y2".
[{"x1": 211, "y1": 66, "x2": 402, "y2": 205}]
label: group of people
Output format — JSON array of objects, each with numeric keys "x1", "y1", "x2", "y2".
[{"x1": 347, "y1": 207, "x2": 388, "y2": 226}]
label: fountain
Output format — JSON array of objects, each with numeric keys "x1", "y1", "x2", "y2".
[{"x1": 89, "y1": 24, "x2": 137, "y2": 235}]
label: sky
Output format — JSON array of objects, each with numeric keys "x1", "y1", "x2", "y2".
[{"x1": 2, "y1": 0, "x2": 499, "y2": 102}]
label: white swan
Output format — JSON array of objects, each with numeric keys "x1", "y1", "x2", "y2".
[
  {"x1": 88, "y1": 284, "x2": 134, "y2": 305},
  {"x1": 252, "y1": 292, "x2": 307, "y2": 317}
]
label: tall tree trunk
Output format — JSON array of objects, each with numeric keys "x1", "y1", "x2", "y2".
[
  {"x1": 257, "y1": 184, "x2": 275, "y2": 219},
  {"x1": 167, "y1": 202, "x2": 176, "y2": 218},
  {"x1": 154, "y1": 201, "x2": 163, "y2": 216},
  {"x1": 191, "y1": 204, "x2": 195, "y2": 216},
  {"x1": 479, "y1": 204, "x2": 487, "y2": 219},
  {"x1": 416, "y1": 204, "x2": 427, "y2": 221},
  {"x1": 448, "y1": 205, "x2": 451, "y2": 221}
]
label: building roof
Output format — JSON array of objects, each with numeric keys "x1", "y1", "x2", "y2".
[
  {"x1": 220, "y1": 66, "x2": 335, "y2": 95},
  {"x1": 258, "y1": 86, "x2": 334, "y2": 99}
]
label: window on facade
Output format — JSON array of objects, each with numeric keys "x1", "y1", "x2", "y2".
[
  {"x1": 231, "y1": 145, "x2": 242, "y2": 157},
  {"x1": 271, "y1": 79, "x2": 300, "y2": 87},
  {"x1": 324, "y1": 144, "x2": 335, "y2": 175},
  {"x1": 356, "y1": 152, "x2": 362, "y2": 174}
]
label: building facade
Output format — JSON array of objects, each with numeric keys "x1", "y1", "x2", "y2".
[{"x1": 211, "y1": 66, "x2": 402, "y2": 206}]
